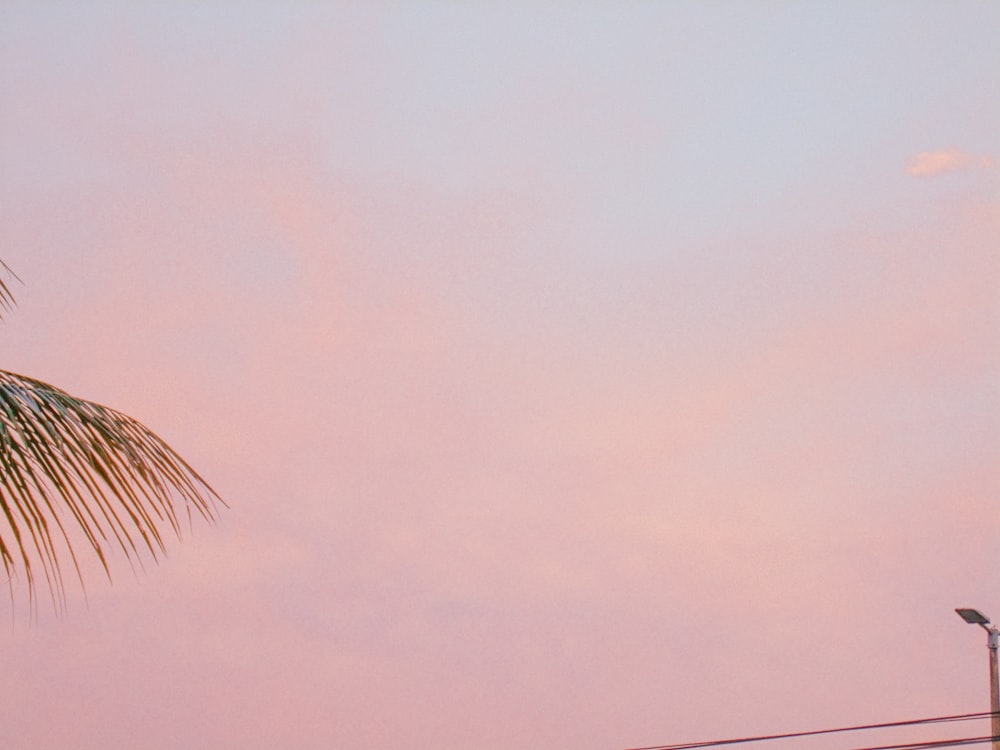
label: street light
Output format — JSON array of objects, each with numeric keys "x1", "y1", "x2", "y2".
[{"x1": 956, "y1": 608, "x2": 1000, "y2": 750}]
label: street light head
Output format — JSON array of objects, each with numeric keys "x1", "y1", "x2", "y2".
[{"x1": 956, "y1": 608, "x2": 991, "y2": 625}]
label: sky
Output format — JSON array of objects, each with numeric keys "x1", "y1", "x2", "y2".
[{"x1": 0, "y1": 3, "x2": 998, "y2": 749}]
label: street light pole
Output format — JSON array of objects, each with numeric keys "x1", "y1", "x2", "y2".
[
  {"x1": 956, "y1": 608, "x2": 1000, "y2": 750},
  {"x1": 990, "y1": 627, "x2": 999, "y2": 750}
]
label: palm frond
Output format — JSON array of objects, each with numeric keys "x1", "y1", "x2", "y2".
[
  {"x1": 0, "y1": 370, "x2": 222, "y2": 612},
  {"x1": 0, "y1": 260, "x2": 19, "y2": 317}
]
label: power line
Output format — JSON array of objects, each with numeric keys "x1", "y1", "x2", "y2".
[{"x1": 625, "y1": 711, "x2": 997, "y2": 750}]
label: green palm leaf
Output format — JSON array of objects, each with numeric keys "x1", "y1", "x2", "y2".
[{"x1": 0, "y1": 262, "x2": 221, "y2": 612}]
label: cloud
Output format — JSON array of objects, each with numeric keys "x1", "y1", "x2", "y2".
[{"x1": 906, "y1": 146, "x2": 994, "y2": 177}]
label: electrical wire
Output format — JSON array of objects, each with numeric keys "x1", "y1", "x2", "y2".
[{"x1": 625, "y1": 711, "x2": 997, "y2": 750}]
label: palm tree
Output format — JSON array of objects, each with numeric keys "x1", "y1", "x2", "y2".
[{"x1": 0, "y1": 260, "x2": 221, "y2": 613}]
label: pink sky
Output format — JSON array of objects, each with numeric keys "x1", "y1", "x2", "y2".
[{"x1": 0, "y1": 4, "x2": 999, "y2": 749}]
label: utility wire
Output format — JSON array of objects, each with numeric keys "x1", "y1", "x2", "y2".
[{"x1": 626, "y1": 711, "x2": 997, "y2": 750}]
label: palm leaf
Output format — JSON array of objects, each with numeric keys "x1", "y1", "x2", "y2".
[
  {"x1": 0, "y1": 260, "x2": 19, "y2": 317},
  {"x1": 0, "y1": 370, "x2": 222, "y2": 611}
]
